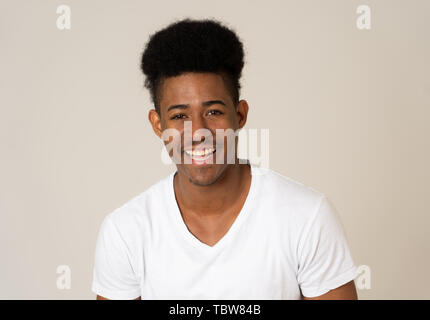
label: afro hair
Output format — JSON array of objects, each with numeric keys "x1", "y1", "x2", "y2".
[{"x1": 140, "y1": 18, "x2": 245, "y2": 113}]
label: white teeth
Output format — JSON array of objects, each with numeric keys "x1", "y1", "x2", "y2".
[{"x1": 185, "y1": 148, "x2": 215, "y2": 157}]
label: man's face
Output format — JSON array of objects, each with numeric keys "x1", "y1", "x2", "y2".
[{"x1": 148, "y1": 72, "x2": 248, "y2": 186}]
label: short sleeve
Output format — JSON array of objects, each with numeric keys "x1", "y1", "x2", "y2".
[
  {"x1": 297, "y1": 195, "x2": 358, "y2": 298},
  {"x1": 91, "y1": 214, "x2": 141, "y2": 300}
]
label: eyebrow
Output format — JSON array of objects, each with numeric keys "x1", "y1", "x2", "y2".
[{"x1": 167, "y1": 100, "x2": 226, "y2": 112}]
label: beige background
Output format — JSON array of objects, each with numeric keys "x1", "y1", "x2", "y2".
[{"x1": 1, "y1": 0, "x2": 429, "y2": 299}]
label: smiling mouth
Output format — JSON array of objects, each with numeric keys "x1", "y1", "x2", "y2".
[{"x1": 183, "y1": 147, "x2": 216, "y2": 164}]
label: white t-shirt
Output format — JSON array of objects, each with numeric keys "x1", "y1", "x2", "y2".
[{"x1": 92, "y1": 164, "x2": 358, "y2": 299}]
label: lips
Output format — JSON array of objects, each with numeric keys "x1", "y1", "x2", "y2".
[
  {"x1": 183, "y1": 146, "x2": 216, "y2": 165},
  {"x1": 184, "y1": 147, "x2": 215, "y2": 157}
]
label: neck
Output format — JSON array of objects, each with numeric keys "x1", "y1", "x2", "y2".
[{"x1": 174, "y1": 162, "x2": 251, "y2": 218}]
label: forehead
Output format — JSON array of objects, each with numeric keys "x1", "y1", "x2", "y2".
[{"x1": 159, "y1": 72, "x2": 231, "y2": 109}]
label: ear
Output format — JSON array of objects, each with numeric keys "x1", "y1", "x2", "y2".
[
  {"x1": 236, "y1": 99, "x2": 249, "y2": 130},
  {"x1": 148, "y1": 108, "x2": 163, "y2": 138}
]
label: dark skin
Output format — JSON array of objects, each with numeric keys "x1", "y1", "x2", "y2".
[
  {"x1": 149, "y1": 72, "x2": 251, "y2": 248},
  {"x1": 96, "y1": 72, "x2": 357, "y2": 300}
]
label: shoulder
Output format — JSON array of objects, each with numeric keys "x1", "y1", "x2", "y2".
[
  {"x1": 252, "y1": 165, "x2": 326, "y2": 223},
  {"x1": 100, "y1": 171, "x2": 173, "y2": 240}
]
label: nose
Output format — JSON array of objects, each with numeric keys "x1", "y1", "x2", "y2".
[
  {"x1": 193, "y1": 113, "x2": 211, "y2": 146},
  {"x1": 184, "y1": 113, "x2": 212, "y2": 147}
]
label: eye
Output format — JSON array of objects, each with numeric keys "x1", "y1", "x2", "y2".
[
  {"x1": 207, "y1": 110, "x2": 224, "y2": 116},
  {"x1": 170, "y1": 114, "x2": 186, "y2": 120}
]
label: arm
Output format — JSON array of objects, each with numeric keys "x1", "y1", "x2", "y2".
[
  {"x1": 297, "y1": 196, "x2": 359, "y2": 299},
  {"x1": 303, "y1": 280, "x2": 357, "y2": 300},
  {"x1": 92, "y1": 215, "x2": 142, "y2": 300}
]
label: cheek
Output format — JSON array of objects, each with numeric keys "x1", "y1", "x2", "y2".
[
  {"x1": 224, "y1": 114, "x2": 240, "y2": 130},
  {"x1": 210, "y1": 116, "x2": 239, "y2": 132},
  {"x1": 160, "y1": 124, "x2": 184, "y2": 151}
]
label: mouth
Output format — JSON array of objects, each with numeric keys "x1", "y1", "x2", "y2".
[{"x1": 183, "y1": 147, "x2": 216, "y2": 165}]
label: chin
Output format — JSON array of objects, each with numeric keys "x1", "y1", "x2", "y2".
[{"x1": 178, "y1": 163, "x2": 227, "y2": 186}]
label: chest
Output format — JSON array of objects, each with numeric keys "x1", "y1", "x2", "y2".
[
  {"x1": 180, "y1": 211, "x2": 239, "y2": 247},
  {"x1": 141, "y1": 230, "x2": 300, "y2": 299}
]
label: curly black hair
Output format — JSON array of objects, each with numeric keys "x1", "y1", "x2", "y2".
[{"x1": 140, "y1": 18, "x2": 245, "y2": 113}]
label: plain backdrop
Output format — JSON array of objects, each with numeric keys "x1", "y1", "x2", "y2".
[{"x1": 1, "y1": 0, "x2": 429, "y2": 299}]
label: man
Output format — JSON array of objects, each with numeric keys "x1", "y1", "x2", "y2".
[{"x1": 92, "y1": 18, "x2": 358, "y2": 300}]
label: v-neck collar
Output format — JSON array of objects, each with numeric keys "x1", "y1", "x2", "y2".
[{"x1": 166, "y1": 163, "x2": 258, "y2": 253}]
